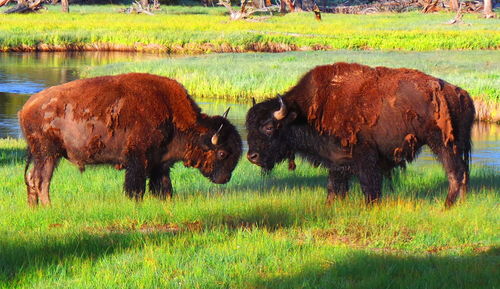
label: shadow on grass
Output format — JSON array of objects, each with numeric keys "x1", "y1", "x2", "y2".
[
  {"x1": 252, "y1": 247, "x2": 500, "y2": 289},
  {"x1": 0, "y1": 147, "x2": 25, "y2": 166},
  {"x1": 229, "y1": 173, "x2": 326, "y2": 193},
  {"x1": 0, "y1": 230, "x2": 208, "y2": 284},
  {"x1": 389, "y1": 166, "x2": 500, "y2": 200},
  {"x1": 225, "y1": 165, "x2": 499, "y2": 203}
]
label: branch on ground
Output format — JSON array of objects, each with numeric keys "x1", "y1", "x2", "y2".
[
  {"x1": 218, "y1": 0, "x2": 278, "y2": 20},
  {"x1": 0, "y1": 0, "x2": 11, "y2": 7},
  {"x1": 119, "y1": 0, "x2": 155, "y2": 15},
  {"x1": 4, "y1": 0, "x2": 43, "y2": 13}
]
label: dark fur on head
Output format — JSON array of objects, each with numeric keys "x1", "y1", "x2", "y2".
[{"x1": 184, "y1": 114, "x2": 242, "y2": 184}]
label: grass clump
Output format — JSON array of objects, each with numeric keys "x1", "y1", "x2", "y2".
[{"x1": 0, "y1": 138, "x2": 498, "y2": 288}]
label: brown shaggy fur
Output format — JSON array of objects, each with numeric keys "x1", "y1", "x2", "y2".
[
  {"x1": 19, "y1": 73, "x2": 242, "y2": 206},
  {"x1": 246, "y1": 62, "x2": 475, "y2": 207},
  {"x1": 287, "y1": 63, "x2": 458, "y2": 148}
]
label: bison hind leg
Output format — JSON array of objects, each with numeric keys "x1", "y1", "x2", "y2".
[
  {"x1": 26, "y1": 167, "x2": 38, "y2": 207},
  {"x1": 429, "y1": 142, "x2": 468, "y2": 208},
  {"x1": 28, "y1": 156, "x2": 59, "y2": 207}
]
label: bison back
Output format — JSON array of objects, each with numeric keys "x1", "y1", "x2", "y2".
[{"x1": 19, "y1": 73, "x2": 201, "y2": 165}]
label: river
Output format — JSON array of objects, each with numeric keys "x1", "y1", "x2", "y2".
[{"x1": 0, "y1": 52, "x2": 498, "y2": 170}]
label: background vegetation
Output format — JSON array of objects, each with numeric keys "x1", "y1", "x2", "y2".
[
  {"x1": 0, "y1": 6, "x2": 498, "y2": 52},
  {"x1": 85, "y1": 50, "x2": 500, "y2": 121},
  {"x1": 0, "y1": 138, "x2": 498, "y2": 288},
  {"x1": 86, "y1": 50, "x2": 500, "y2": 102}
]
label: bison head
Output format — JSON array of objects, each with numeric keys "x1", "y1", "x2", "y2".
[
  {"x1": 245, "y1": 96, "x2": 297, "y2": 172},
  {"x1": 184, "y1": 108, "x2": 242, "y2": 184}
]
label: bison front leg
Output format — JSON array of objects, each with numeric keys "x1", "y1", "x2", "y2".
[
  {"x1": 358, "y1": 170, "x2": 383, "y2": 205},
  {"x1": 326, "y1": 169, "x2": 351, "y2": 205},
  {"x1": 124, "y1": 156, "x2": 147, "y2": 201},
  {"x1": 356, "y1": 160, "x2": 383, "y2": 205},
  {"x1": 149, "y1": 163, "x2": 173, "y2": 200}
]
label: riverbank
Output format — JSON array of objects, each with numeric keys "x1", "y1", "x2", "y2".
[
  {"x1": 85, "y1": 51, "x2": 500, "y2": 123},
  {"x1": 1, "y1": 6, "x2": 499, "y2": 52},
  {"x1": 0, "y1": 138, "x2": 498, "y2": 288}
]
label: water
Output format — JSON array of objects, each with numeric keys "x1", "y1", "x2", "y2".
[{"x1": 0, "y1": 52, "x2": 498, "y2": 171}]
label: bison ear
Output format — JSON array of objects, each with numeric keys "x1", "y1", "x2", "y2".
[{"x1": 286, "y1": 111, "x2": 297, "y2": 122}]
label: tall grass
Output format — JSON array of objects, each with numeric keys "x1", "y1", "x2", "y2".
[
  {"x1": 85, "y1": 50, "x2": 500, "y2": 105},
  {"x1": 0, "y1": 6, "x2": 498, "y2": 52},
  {"x1": 0, "y1": 138, "x2": 498, "y2": 288}
]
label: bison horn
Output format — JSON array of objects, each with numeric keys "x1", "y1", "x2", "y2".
[
  {"x1": 211, "y1": 124, "x2": 224, "y2": 145},
  {"x1": 212, "y1": 108, "x2": 230, "y2": 145},
  {"x1": 222, "y1": 107, "x2": 230, "y2": 119},
  {"x1": 252, "y1": 97, "x2": 256, "y2": 106},
  {"x1": 273, "y1": 96, "x2": 287, "y2": 120}
]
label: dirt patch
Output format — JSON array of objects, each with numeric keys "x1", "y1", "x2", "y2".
[
  {"x1": 85, "y1": 220, "x2": 205, "y2": 235},
  {"x1": 426, "y1": 244, "x2": 495, "y2": 254}
]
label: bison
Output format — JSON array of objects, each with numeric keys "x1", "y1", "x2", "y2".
[
  {"x1": 246, "y1": 62, "x2": 475, "y2": 207},
  {"x1": 19, "y1": 73, "x2": 242, "y2": 206}
]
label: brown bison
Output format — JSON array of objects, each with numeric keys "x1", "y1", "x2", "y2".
[
  {"x1": 246, "y1": 62, "x2": 475, "y2": 207},
  {"x1": 19, "y1": 73, "x2": 242, "y2": 206}
]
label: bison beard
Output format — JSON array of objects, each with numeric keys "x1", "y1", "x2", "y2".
[
  {"x1": 19, "y1": 73, "x2": 242, "y2": 206},
  {"x1": 246, "y1": 62, "x2": 475, "y2": 207}
]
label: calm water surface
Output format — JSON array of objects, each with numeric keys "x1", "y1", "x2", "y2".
[{"x1": 0, "y1": 52, "x2": 498, "y2": 171}]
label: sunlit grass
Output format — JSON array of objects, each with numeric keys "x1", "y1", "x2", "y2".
[
  {"x1": 0, "y1": 6, "x2": 498, "y2": 52},
  {"x1": 0, "y1": 138, "x2": 498, "y2": 288},
  {"x1": 85, "y1": 50, "x2": 500, "y2": 104}
]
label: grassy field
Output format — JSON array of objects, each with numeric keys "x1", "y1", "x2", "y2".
[
  {"x1": 1, "y1": 137, "x2": 498, "y2": 288},
  {"x1": 0, "y1": 5, "x2": 498, "y2": 52},
  {"x1": 85, "y1": 50, "x2": 500, "y2": 121}
]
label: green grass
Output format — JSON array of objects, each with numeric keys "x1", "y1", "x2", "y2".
[
  {"x1": 0, "y1": 5, "x2": 498, "y2": 52},
  {"x1": 85, "y1": 50, "x2": 500, "y2": 105},
  {"x1": 1, "y1": 138, "x2": 498, "y2": 288}
]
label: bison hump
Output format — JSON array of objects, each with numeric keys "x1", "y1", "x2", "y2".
[{"x1": 305, "y1": 63, "x2": 383, "y2": 147}]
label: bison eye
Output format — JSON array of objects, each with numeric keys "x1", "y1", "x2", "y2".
[
  {"x1": 263, "y1": 124, "x2": 274, "y2": 136},
  {"x1": 217, "y1": 150, "x2": 228, "y2": 160}
]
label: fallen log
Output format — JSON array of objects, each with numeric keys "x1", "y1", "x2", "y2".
[
  {"x1": 218, "y1": 0, "x2": 278, "y2": 20},
  {"x1": 4, "y1": 0, "x2": 43, "y2": 13},
  {"x1": 119, "y1": 1, "x2": 154, "y2": 15},
  {"x1": 0, "y1": 0, "x2": 11, "y2": 7}
]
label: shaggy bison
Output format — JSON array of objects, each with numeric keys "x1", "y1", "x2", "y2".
[
  {"x1": 246, "y1": 62, "x2": 475, "y2": 207},
  {"x1": 19, "y1": 73, "x2": 242, "y2": 206}
]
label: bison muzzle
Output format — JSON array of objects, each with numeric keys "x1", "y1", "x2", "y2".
[{"x1": 19, "y1": 73, "x2": 242, "y2": 206}]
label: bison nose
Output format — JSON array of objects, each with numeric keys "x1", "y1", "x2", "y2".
[{"x1": 247, "y1": 152, "x2": 259, "y2": 164}]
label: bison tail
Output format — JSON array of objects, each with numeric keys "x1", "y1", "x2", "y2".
[
  {"x1": 457, "y1": 93, "x2": 475, "y2": 175},
  {"x1": 464, "y1": 131, "x2": 473, "y2": 174},
  {"x1": 24, "y1": 149, "x2": 32, "y2": 187}
]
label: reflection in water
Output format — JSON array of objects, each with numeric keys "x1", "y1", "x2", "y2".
[
  {"x1": 0, "y1": 52, "x2": 498, "y2": 171},
  {"x1": 0, "y1": 92, "x2": 30, "y2": 138},
  {"x1": 416, "y1": 123, "x2": 500, "y2": 170}
]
